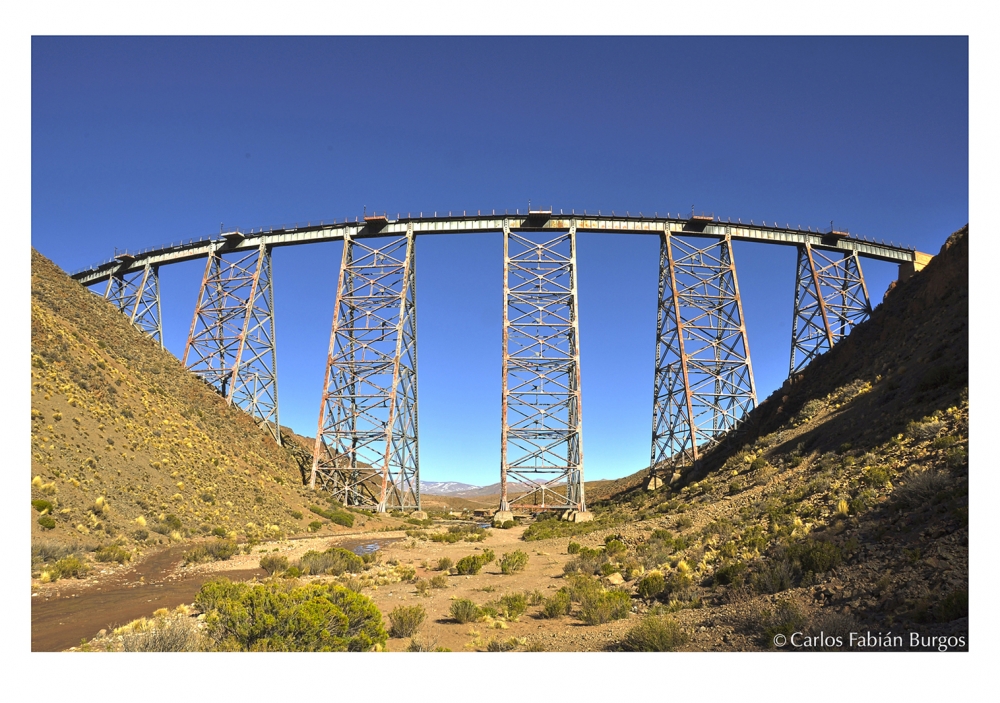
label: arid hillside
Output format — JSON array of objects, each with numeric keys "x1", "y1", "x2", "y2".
[{"x1": 29, "y1": 250, "x2": 394, "y2": 555}]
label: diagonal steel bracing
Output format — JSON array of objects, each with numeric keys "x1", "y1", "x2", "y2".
[
  {"x1": 182, "y1": 241, "x2": 281, "y2": 444},
  {"x1": 501, "y1": 220, "x2": 585, "y2": 512},
  {"x1": 650, "y1": 232, "x2": 756, "y2": 474},
  {"x1": 789, "y1": 244, "x2": 872, "y2": 376},
  {"x1": 104, "y1": 262, "x2": 163, "y2": 347},
  {"x1": 310, "y1": 227, "x2": 420, "y2": 512}
]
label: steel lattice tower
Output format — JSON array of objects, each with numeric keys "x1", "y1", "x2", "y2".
[
  {"x1": 104, "y1": 261, "x2": 163, "y2": 347},
  {"x1": 500, "y1": 220, "x2": 585, "y2": 512},
  {"x1": 183, "y1": 239, "x2": 281, "y2": 444},
  {"x1": 650, "y1": 230, "x2": 756, "y2": 474},
  {"x1": 310, "y1": 226, "x2": 420, "y2": 512},
  {"x1": 789, "y1": 244, "x2": 872, "y2": 375}
]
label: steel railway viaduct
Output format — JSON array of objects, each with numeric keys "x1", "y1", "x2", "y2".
[{"x1": 70, "y1": 209, "x2": 930, "y2": 522}]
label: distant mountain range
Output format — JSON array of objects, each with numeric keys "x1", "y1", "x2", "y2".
[{"x1": 420, "y1": 481, "x2": 483, "y2": 496}]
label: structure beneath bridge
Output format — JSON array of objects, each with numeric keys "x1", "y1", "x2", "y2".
[{"x1": 73, "y1": 209, "x2": 929, "y2": 514}]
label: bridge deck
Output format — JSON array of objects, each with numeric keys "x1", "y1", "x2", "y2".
[{"x1": 70, "y1": 212, "x2": 919, "y2": 286}]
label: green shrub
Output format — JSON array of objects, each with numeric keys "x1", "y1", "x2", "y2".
[
  {"x1": 259, "y1": 555, "x2": 289, "y2": 576},
  {"x1": 636, "y1": 573, "x2": 665, "y2": 601},
  {"x1": 567, "y1": 541, "x2": 581, "y2": 554},
  {"x1": 500, "y1": 520, "x2": 515, "y2": 529},
  {"x1": 756, "y1": 599, "x2": 807, "y2": 646},
  {"x1": 211, "y1": 526, "x2": 228, "y2": 538},
  {"x1": 388, "y1": 605, "x2": 426, "y2": 637},
  {"x1": 121, "y1": 614, "x2": 203, "y2": 652},
  {"x1": 436, "y1": 557, "x2": 453, "y2": 571},
  {"x1": 499, "y1": 550, "x2": 529, "y2": 574},
  {"x1": 308, "y1": 521, "x2": 323, "y2": 532},
  {"x1": 935, "y1": 589, "x2": 968, "y2": 622},
  {"x1": 290, "y1": 511, "x2": 304, "y2": 520},
  {"x1": 95, "y1": 545, "x2": 131, "y2": 564},
  {"x1": 862, "y1": 465, "x2": 892, "y2": 487},
  {"x1": 134, "y1": 529, "x2": 149, "y2": 541},
  {"x1": 430, "y1": 574, "x2": 448, "y2": 589},
  {"x1": 495, "y1": 593, "x2": 528, "y2": 620},
  {"x1": 38, "y1": 515, "x2": 56, "y2": 530},
  {"x1": 455, "y1": 549, "x2": 495, "y2": 575},
  {"x1": 298, "y1": 547, "x2": 364, "y2": 576},
  {"x1": 195, "y1": 578, "x2": 386, "y2": 651},
  {"x1": 450, "y1": 598, "x2": 482, "y2": 624},
  {"x1": 788, "y1": 540, "x2": 842, "y2": 574},
  {"x1": 713, "y1": 561, "x2": 747, "y2": 587},
  {"x1": 151, "y1": 513, "x2": 183, "y2": 535},
  {"x1": 578, "y1": 589, "x2": 631, "y2": 625},
  {"x1": 308, "y1": 505, "x2": 355, "y2": 528},
  {"x1": 619, "y1": 615, "x2": 688, "y2": 651},
  {"x1": 184, "y1": 540, "x2": 238, "y2": 565},
  {"x1": 752, "y1": 557, "x2": 798, "y2": 594},
  {"x1": 51, "y1": 556, "x2": 89, "y2": 580},
  {"x1": 32, "y1": 499, "x2": 53, "y2": 513},
  {"x1": 486, "y1": 637, "x2": 518, "y2": 652},
  {"x1": 540, "y1": 589, "x2": 571, "y2": 618}
]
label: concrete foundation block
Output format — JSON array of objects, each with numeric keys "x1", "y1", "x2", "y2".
[
  {"x1": 645, "y1": 475, "x2": 664, "y2": 491},
  {"x1": 571, "y1": 511, "x2": 594, "y2": 523},
  {"x1": 411, "y1": 510, "x2": 428, "y2": 520},
  {"x1": 493, "y1": 510, "x2": 514, "y2": 526}
]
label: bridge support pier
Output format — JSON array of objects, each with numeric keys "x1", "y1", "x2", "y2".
[
  {"x1": 500, "y1": 219, "x2": 587, "y2": 515},
  {"x1": 311, "y1": 226, "x2": 421, "y2": 512},
  {"x1": 183, "y1": 240, "x2": 281, "y2": 444},
  {"x1": 649, "y1": 230, "x2": 756, "y2": 479},
  {"x1": 789, "y1": 244, "x2": 872, "y2": 376},
  {"x1": 104, "y1": 261, "x2": 163, "y2": 347}
]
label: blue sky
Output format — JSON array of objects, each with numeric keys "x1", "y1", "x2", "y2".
[{"x1": 31, "y1": 36, "x2": 968, "y2": 486}]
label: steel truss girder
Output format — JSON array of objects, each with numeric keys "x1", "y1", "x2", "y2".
[
  {"x1": 182, "y1": 242, "x2": 281, "y2": 444},
  {"x1": 789, "y1": 244, "x2": 872, "y2": 376},
  {"x1": 103, "y1": 262, "x2": 163, "y2": 347},
  {"x1": 310, "y1": 227, "x2": 420, "y2": 512},
  {"x1": 501, "y1": 220, "x2": 585, "y2": 512},
  {"x1": 650, "y1": 232, "x2": 757, "y2": 473}
]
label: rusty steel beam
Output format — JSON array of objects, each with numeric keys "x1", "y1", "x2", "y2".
[
  {"x1": 311, "y1": 227, "x2": 420, "y2": 512},
  {"x1": 103, "y1": 261, "x2": 163, "y2": 347},
  {"x1": 789, "y1": 244, "x2": 872, "y2": 376},
  {"x1": 182, "y1": 242, "x2": 281, "y2": 443},
  {"x1": 650, "y1": 231, "x2": 756, "y2": 476},
  {"x1": 500, "y1": 219, "x2": 586, "y2": 512}
]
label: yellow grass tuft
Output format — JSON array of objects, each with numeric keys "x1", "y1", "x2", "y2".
[
  {"x1": 135, "y1": 516, "x2": 147, "y2": 527},
  {"x1": 32, "y1": 475, "x2": 43, "y2": 488}
]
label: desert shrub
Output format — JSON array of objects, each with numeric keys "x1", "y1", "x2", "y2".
[
  {"x1": 906, "y1": 417, "x2": 946, "y2": 441},
  {"x1": 754, "y1": 599, "x2": 807, "y2": 646},
  {"x1": 32, "y1": 499, "x2": 53, "y2": 513},
  {"x1": 184, "y1": 540, "x2": 238, "y2": 565},
  {"x1": 388, "y1": 605, "x2": 426, "y2": 638},
  {"x1": 567, "y1": 541, "x2": 581, "y2": 554},
  {"x1": 414, "y1": 579, "x2": 430, "y2": 596},
  {"x1": 522, "y1": 513, "x2": 609, "y2": 541},
  {"x1": 486, "y1": 637, "x2": 518, "y2": 652},
  {"x1": 49, "y1": 556, "x2": 90, "y2": 580},
  {"x1": 619, "y1": 615, "x2": 688, "y2": 651},
  {"x1": 95, "y1": 545, "x2": 131, "y2": 564},
  {"x1": 134, "y1": 529, "x2": 149, "y2": 541},
  {"x1": 435, "y1": 557, "x2": 453, "y2": 571},
  {"x1": 308, "y1": 505, "x2": 355, "y2": 528},
  {"x1": 499, "y1": 520, "x2": 515, "y2": 529},
  {"x1": 499, "y1": 550, "x2": 529, "y2": 574},
  {"x1": 450, "y1": 598, "x2": 482, "y2": 624},
  {"x1": 636, "y1": 572, "x2": 665, "y2": 601},
  {"x1": 935, "y1": 589, "x2": 968, "y2": 622},
  {"x1": 210, "y1": 526, "x2": 228, "y2": 538},
  {"x1": 946, "y1": 447, "x2": 968, "y2": 469},
  {"x1": 495, "y1": 593, "x2": 528, "y2": 620},
  {"x1": 787, "y1": 540, "x2": 841, "y2": 574},
  {"x1": 297, "y1": 547, "x2": 364, "y2": 576},
  {"x1": 752, "y1": 557, "x2": 799, "y2": 594},
  {"x1": 455, "y1": 549, "x2": 495, "y2": 575},
  {"x1": 604, "y1": 537, "x2": 628, "y2": 557},
  {"x1": 893, "y1": 470, "x2": 951, "y2": 508},
  {"x1": 259, "y1": 555, "x2": 289, "y2": 576},
  {"x1": 797, "y1": 399, "x2": 824, "y2": 422},
  {"x1": 121, "y1": 615, "x2": 203, "y2": 652},
  {"x1": 150, "y1": 513, "x2": 184, "y2": 535},
  {"x1": 526, "y1": 589, "x2": 544, "y2": 606},
  {"x1": 290, "y1": 511, "x2": 304, "y2": 520},
  {"x1": 540, "y1": 589, "x2": 571, "y2": 618},
  {"x1": 429, "y1": 574, "x2": 448, "y2": 589},
  {"x1": 862, "y1": 465, "x2": 893, "y2": 487},
  {"x1": 396, "y1": 565, "x2": 417, "y2": 582},
  {"x1": 308, "y1": 521, "x2": 323, "y2": 532},
  {"x1": 195, "y1": 578, "x2": 386, "y2": 651},
  {"x1": 38, "y1": 515, "x2": 56, "y2": 530},
  {"x1": 578, "y1": 589, "x2": 631, "y2": 625},
  {"x1": 713, "y1": 561, "x2": 747, "y2": 587}
]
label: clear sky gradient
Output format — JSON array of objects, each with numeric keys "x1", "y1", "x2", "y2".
[{"x1": 31, "y1": 36, "x2": 968, "y2": 486}]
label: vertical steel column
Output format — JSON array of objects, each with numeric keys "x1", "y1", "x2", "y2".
[
  {"x1": 311, "y1": 228, "x2": 420, "y2": 511},
  {"x1": 500, "y1": 221, "x2": 585, "y2": 512},
  {"x1": 183, "y1": 241, "x2": 281, "y2": 443},
  {"x1": 102, "y1": 262, "x2": 163, "y2": 347},
  {"x1": 789, "y1": 244, "x2": 872, "y2": 375},
  {"x1": 650, "y1": 232, "x2": 756, "y2": 476}
]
